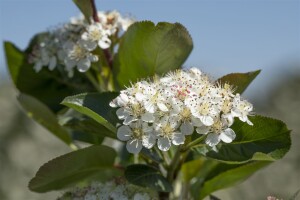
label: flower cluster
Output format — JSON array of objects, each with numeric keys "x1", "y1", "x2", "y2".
[
  {"x1": 57, "y1": 179, "x2": 157, "y2": 200},
  {"x1": 110, "y1": 68, "x2": 254, "y2": 153},
  {"x1": 28, "y1": 10, "x2": 134, "y2": 77}
]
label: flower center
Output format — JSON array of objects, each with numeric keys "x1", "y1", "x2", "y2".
[
  {"x1": 211, "y1": 120, "x2": 223, "y2": 134},
  {"x1": 161, "y1": 123, "x2": 175, "y2": 138},
  {"x1": 90, "y1": 29, "x2": 102, "y2": 41},
  {"x1": 221, "y1": 99, "x2": 232, "y2": 114},
  {"x1": 70, "y1": 45, "x2": 86, "y2": 60},
  {"x1": 197, "y1": 102, "x2": 210, "y2": 115},
  {"x1": 132, "y1": 128, "x2": 143, "y2": 140},
  {"x1": 180, "y1": 107, "x2": 191, "y2": 121},
  {"x1": 132, "y1": 103, "x2": 144, "y2": 117}
]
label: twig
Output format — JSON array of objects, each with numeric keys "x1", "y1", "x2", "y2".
[{"x1": 90, "y1": 0, "x2": 100, "y2": 22}]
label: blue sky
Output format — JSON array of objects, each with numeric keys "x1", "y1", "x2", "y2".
[{"x1": 0, "y1": 0, "x2": 299, "y2": 101}]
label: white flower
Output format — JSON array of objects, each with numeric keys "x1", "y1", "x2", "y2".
[
  {"x1": 97, "y1": 10, "x2": 135, "y2": 33},
  {"x1": 29, "y1": 39, "x2": 58, "y2": 72},
  {"x1": 231, "y1": 94, "x2": 253, "y2": 125},
  {"x1": 117, "y1": 120, "x2": 156, "y2": 154},
  {"x1": 173, "y1": 101, "x2": 202, "y2": 135},
  {"x1": 63, "y1": 41, "x2": 98, "y2": 73},
  {"x1": 116, "y1": 98, "x2": 155, "y2": 125},
  {"x1": 155, "y1": 116, "x2": 185, "y2": 151},
  {"x1": 141, "y1": 83, "x2": 169, "y2": 113},
  {"x1": 81, "y1": 23, "x2": 112, "y2": 50},
  {"x1": 186, "y1": 96, "x2": 218, "y2": 126},
  {"x1": 110, "y1": 68, "x2": 255, "y2": 152},
  {"x1": 201, "y1": 118, "x2": 236, "y2": 147}
]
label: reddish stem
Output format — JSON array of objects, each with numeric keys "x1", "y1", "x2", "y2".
[{"x1": 90, "y1": 0, "x2": 100, "y2": 22}]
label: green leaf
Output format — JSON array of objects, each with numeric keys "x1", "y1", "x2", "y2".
[
  {"x1": 181, "y1": 158, "x2": 206, "y2": 183},
  {"x1": 216, "y1": 70, "x2": 261, "y2": 94},
  {"x1": 61, "y1": 92, "x2": 119, "y2": 134},
  {"x1": 72, "y1": 0, "x2": 93, "y2": 22},
  {"x1": 114, "y1": 21, "x2": 193, "y2": 87},
  {"x1": 58, "y1": 109, "x2": 107, "y2": 143},
  {"x1": 140, "y1": 148, "x2": 163, "y2": 164},
  {"x1": 17, "y1": 93, "x2": 73, "y2": 146},
  {"x1": 191, "y1": 161, "x2": 270, "y2": 200},
  {"x1": 192, "y1": 115, "x2": 291, "y2": 164},
  {"x1": 124, "y1": 164, "x2": 172, "y2": 192},
  {"x1": 29, "y1": 145, "x2": 119, "y2": 193},
  {"x1": 64, "y1": 117, "x2": 116, "y2": 141},
  {"x1": 4, "y1": 41, "x2": 93, "y2": 112}
]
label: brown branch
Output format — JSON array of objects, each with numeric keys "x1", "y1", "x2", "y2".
[{"x1": 90, "y1": 0, "x2": 100, "y2": 22}]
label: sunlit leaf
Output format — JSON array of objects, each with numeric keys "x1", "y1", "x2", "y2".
[
  {"x1": 216, "y1": 70, "x2": 261, "y2": 94},
  {"x1": 61, "y1": 92, "x2": 119, "y2": 134},
  {"x1": 114, "y1": 21, "x2": 193, "y2": 87}
]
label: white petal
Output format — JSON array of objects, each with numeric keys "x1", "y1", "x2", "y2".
[
  {"x1": 116, "y1": 108, "x2": 126, "y2": 119},
  {"x1": 88, "y1": 54, "x2": 99, "y2": 62},
  {"x1": 81, "y1": 32, "x2": 89, "y2": 40},
  {"x1": 157, "y1": 102, "x2": 168, "y2": 112},
  {"x1": 119, "y1": 93, "x2": 129, "y2": 104},
  {"x1": 247, "y1": 119, "x2": 253, "y2": 126},
  {"x1": 205, "y1": 133, "x2": 220, "y2": 147},
  {"x1": 126, "y1": 139, "x2": 143, "y2": 154},
  {"x1": 145, "y1": 102, "x2": 155, "y2": 113},
  {"x1": 83, "y1": 40, "x2": 97, "y2": 51},
  {"x1": 64, "y1": 57, "x2": 76, "y2": 69},
  {"x1": 109, "y1": 99, "x2": 118, "y2": 107},
  {"x1": 172, "y1": 132, "x2": 185, "y2": 145},
  {"x1": 77, "y1": 58, "x2": 91, "y2": 72},
  {"x1": 98, "y1": 37, "x2": 111, "y2": 49},
  {"x1": 219, "y1": 128, "x2": 236, "y2": 143},
  {"x1": 200, "y1": 116, "x2": 214, "y2": 126},
  {"x1": 191, "y1": 117, "x2": 203, "y2": 127},
  {"x1": 223, "y1": 114, "x2": 234, "y2": 126},
  {"x1": 142, "y1": 123, "x2": 153, "y2": 133},
  {"x1": 48, "y1": 56, "x2": 57, "y2": 70},
  {"x1": 157, "y1": 137, "x2": 171, "y2": 151},
  {"x1": 135, "y1": 92, "x2": 144, "y2": 102},
  {"x1": 123, "y1": 115, "x2": 137, "y2": 125},
  {"x1": 142, "y1": 134, "x2": 156, "y2": 149},
  {"x1": 196, "y1": 126, "x2": 210, "y2": 135},
  {"x1": 180, "y1": 122, "x2": 194, "y2": 135},
  {"x1": 117, "y1": 125, "x2": 132, "y2": 141},
  {"x1": 141, "y1": 112, "x2": 155, "y2": 123},
  {"x1": 33, "y1": 62, "x2": 43, "y2": 72},
  {"x1": 231, "y1": 109, "x2": 242, "y2": 117}
]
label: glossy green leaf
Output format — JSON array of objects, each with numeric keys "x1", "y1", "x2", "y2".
[
  {"x1": 191, "y1": 161, "x2": 270, "y2": 200},
  {"x1": 72, "y1": 0, "x2": 93, "y2": 22},
  {"x1": 114, "y1": 21, "x2": 193, "y2": 87},
  {"x1": 4, "y1": 41, "x2": 93, "y2": 112},
  {"x1": 125, "y1": 164, "x2": 172, "y2": 192},
  {"x1": 29, "y1": 145, "x2": 119, "y2": 193},
  {"x1": 216, "y1": 70, "x2": 261, "y2": 94},
  {"x1": 140, "y1": 148, "x2": 163, "y2": 164},
  {"x1": 192, "y1": 115, "x2": 291, "y2": 163},
  {"x1": 17, "y1": 93, "x2": 73, "y2": 146},
  {"x1": 64, "y1": 117, "x2": 116, "y2": 141},
  {"x1": 61, "y1": 92, "x2": 119, "y2": 133}
]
